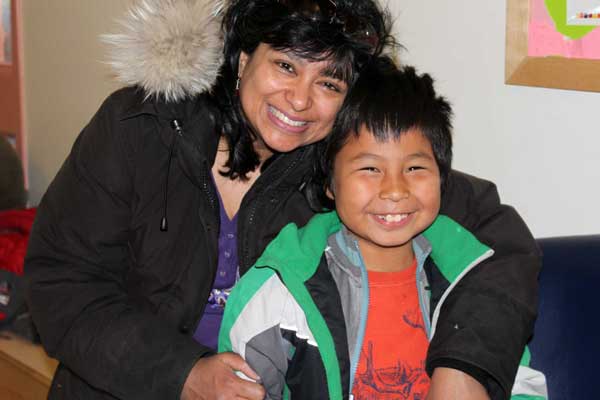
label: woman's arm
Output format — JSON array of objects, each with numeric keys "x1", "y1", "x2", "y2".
[
  {"x1": 430, "y1": 170, "x2": 541, "y2": 399},
  {"x1": 24, "y1": 91, "x2": 210, "y2": 399},
  {"x1": 427, "y1": 368, "x2": 490, "y2": 400}
]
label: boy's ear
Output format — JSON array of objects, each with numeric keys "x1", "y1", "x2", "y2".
[{"x1": 325, "y1": 182, "x2": 335, "y2": 200}]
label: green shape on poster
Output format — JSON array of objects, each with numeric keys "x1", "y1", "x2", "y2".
[{"x1": 545, "y1": 0, "x2": 597, "y2": 40}]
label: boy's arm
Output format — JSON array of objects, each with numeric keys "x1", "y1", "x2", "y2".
[
  {"x1": 219, "y1": 268, "x2": 291, "y2": 399},
  {"x1": 431, "y1": 170, "x2": 541, "y2": 399}
]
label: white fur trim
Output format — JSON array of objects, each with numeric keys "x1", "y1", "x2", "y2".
[{"x1": 102, "y1": 0, "x2": 224, "y2": 102}]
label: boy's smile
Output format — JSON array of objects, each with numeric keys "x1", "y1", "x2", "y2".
[{"x1": 328, "y1": 127, "x2": 441, "y2": 272}]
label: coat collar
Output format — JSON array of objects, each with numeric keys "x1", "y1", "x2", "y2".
[{"x1": 103, "y1": 0, "x2": 224, "y2": 102}]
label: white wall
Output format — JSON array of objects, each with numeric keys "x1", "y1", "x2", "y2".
[
  {"x1": 387, "y1": 1, "x2": 600, "y2": 238},
  {"x1": 22, "y1": 1, "x2": 599, "y2": 237},
  {"x1": 22, "y1": 1, "x2": 127, "y2": 203}
]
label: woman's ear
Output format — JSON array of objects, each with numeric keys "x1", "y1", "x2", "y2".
[{"x1": 238, "y1": 51, "x2": 249, "y2": 77}]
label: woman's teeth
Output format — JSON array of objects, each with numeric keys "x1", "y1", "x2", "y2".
[
  {"x1": 377, "y1": 214, "x2": 409, "y2": 223},
  {"x1": 269, "y1": 106, "x2": 307, "y2": 127}
]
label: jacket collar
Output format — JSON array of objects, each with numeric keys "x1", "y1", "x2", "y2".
[
  {"x1": 255, "y1": 212, "x2": 342, "y2": 282},
  {"x1": 256, "y1": 211, "x2": 493, "y2": 285},
  {"x1": 326, "y1": 226, "x2": 433, "y2": 284}
]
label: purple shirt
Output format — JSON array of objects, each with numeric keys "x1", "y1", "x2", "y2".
[{"x1": 193, "y1": 178, "x2": 239, "y2": 350}]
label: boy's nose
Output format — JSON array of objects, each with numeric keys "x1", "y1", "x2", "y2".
[{"x1": 379, "y1": 176, "x2": 409, "y2": 201}]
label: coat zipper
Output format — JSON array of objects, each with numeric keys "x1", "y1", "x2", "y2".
[
  {"x1": 158, "y1": 120, "x2": 220, "y2": 334},
  {"x1": 187, "y1": 159, "x2": 220, "y2": 334},
  {"x1": 416, "y1": 257, "x2": 432, "y2": 339},
  {"x1": 429, "y1": 250, "x2": 494, "y2": 339},
  {"x1": 241, "y1": 151, "x2": 303, "y2": 270},
  {"x1": 348, "y1": 238, "x2": 370, "y2": 400}
]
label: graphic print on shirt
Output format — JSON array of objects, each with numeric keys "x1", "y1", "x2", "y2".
[
  {"x1": 354, "y1": 341, "x2": 429, "y2": 400},
  {"x1": 353, "y1": 265, "x2": 430, "y2": 400}
]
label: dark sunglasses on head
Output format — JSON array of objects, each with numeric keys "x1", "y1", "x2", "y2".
[
  {"x1": 276, "y1": 0, "x2": 379, "y2": 51},
  {"x1": 277, "y1": 0, "x2": 336, "y2": 21}
]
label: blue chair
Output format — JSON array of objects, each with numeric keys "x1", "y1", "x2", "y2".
[{"x1": 529, "y1": 235, "x2": 600, "y2": 400}]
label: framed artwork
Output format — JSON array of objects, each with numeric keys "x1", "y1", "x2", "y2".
[
  {"x1": 505, "y1": 0, "x2": 600, "y2": 92},
  {"x1": 0, "y1": 0, "x2": 11, "y2": 64},
  {"x1": 0, "y1": 0, "x2": 26, "y2": 179}
]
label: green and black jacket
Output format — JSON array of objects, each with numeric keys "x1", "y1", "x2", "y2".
[{"x1": 219, "y1": 211, "x2": 547, "y2": 400}]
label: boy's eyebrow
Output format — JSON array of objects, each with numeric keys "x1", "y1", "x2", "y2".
[
  {"x1": 348, "y1": 152, "x2": 383, "y2": 162},
  {"x1": 348, "y1": 151, "x2": 435, "y2": 162},
  {"x1": 405, "y1": 151, "x2": 435, "y2": 161}
]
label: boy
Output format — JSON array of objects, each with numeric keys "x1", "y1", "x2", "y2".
[{"x1": 219, "y1": 58, "x2": 547, "y2": 400}]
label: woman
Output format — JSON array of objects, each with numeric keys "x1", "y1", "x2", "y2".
[{"x1": 25, "y1": 1, "x2": 540, "y2": 399}]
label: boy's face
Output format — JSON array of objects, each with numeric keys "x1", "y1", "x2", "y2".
[{"x1": 328, "y1": 127, "x2": 441, "y2": 267}]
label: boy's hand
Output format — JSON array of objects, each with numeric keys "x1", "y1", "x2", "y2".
[
  {"x1": 181, "y1": 352, "x2": 265, "y2": 400},
  {"x1": 426, "y1": 367, "x2": 490, "y2": 400}
]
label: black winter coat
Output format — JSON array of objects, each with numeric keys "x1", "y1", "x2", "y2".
[{"x1": 25, "y1": 87, "x2": 540, "y2": 400}]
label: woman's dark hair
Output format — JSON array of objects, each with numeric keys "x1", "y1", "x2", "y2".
[
  {"x1": 210, "y1": 0, "x2": 394, "y2": 180},
  {"x1": 311, "y1": 56, "x2": 453, "y2": 209}
]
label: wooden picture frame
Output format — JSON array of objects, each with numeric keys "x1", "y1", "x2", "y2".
[
  {"x1": 505, "y1": 0, "x2": 600, "y2": 92},
  {"x1": 0, "y1": 0, "x2": 26, "y2": 180}
]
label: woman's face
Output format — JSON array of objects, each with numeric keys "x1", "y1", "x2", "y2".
[{"x1": 238, "y1": 43, "x2": 348, "y2": 159}]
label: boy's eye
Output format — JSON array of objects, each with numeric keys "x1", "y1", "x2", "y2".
[
  {"x1": 359, "y1": 166, "x2": 380, "y2": 173},
  {"x1": 407, "y1": 166, "x2": 425, "y2": 172}
]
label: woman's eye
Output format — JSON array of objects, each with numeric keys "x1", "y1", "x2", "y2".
[
  {"x1": 407, "y1": 166, "x2": 425, "y2": 172},
  {"x1": 276, "y1": 61, "x2": 294, "y2": 73},
  {"x1": 321, "y1": 81, "x2": 341, "y2": 92}
]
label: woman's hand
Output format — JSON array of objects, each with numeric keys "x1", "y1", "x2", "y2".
[
  {"x1": 426, "y1": 367, "x2": 490, "y2": 400},
  {"x1": 181, "y1": 352, "x2": 265, "y2": 400}
]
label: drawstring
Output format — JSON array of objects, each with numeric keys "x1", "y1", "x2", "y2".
[{"x1": 160, "y1": 119, "x2": 184, "y2": 232}]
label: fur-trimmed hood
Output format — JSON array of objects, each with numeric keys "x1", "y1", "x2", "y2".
[{"x1": 103, "y1": 0, "x2": 225, "y2": 103}]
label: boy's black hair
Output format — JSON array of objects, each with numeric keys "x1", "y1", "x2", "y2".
[
  {"x1": 209, "y1": 0, "x2": 395, "y2": 180},
  {"x1": 311, "y1": 56, "x2": 453, "y2": 209}
]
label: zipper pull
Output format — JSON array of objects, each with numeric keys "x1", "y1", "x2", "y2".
[
  {"x1": 171, "y1": 119, "x2": 184, "y2": 136},
  {"x1": 160, "y1": 119, "x2": 183, "y2": 232}
]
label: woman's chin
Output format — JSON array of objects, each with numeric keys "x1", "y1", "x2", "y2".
[{"x1": 258, "y1": 133, "x2": 306, "y2": 154}]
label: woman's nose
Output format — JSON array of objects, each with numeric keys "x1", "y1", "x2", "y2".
[{"x1": 285, "y1": 81, "x2": 312, "y2": 111}]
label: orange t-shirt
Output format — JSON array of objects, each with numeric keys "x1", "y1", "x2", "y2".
[{"x1": 352, "y1": 260, "x2": 431, "y2": 399}]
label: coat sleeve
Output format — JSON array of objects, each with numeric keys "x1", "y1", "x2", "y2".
[
  {"x1": 219, "y1": 268, "x2": 291, "y2": 400},
  {"x1": 24, "y1": 90, "x2": 212, "y2": 400},
  {"x1": 429, "y1": 170, "x2": 542, "y2": 400}
]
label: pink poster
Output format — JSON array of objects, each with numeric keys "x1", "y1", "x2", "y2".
[{"x1": 528, "y1": 0, "x2": 600, "y2": 59}]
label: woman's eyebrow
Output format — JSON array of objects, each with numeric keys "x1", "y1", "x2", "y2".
[
  {"x1": 321, "y1": 65, "x2": 346, "y2": 81},
  {"x1": 282, "y1": 50, "x2": 345, "y2": 81}
]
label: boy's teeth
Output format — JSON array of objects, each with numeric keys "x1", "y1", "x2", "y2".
[
  {"x1": 378, "y1": 214, "x2": 408, "y2": 222},
  {"x1": 269, "y1": 106, "x2": 307, "y2": 127}
]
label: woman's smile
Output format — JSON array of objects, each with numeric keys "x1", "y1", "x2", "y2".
[
  {"x1": 238, "y1": 44, "x2": 347, "y2": 156},
  {"x1": 267, "y1": 105, "x2": 310, "y2": 132}
]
